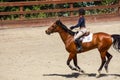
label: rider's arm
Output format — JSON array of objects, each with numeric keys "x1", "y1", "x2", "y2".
[
  {"x1": 70, "y1": 17, "x2": 84, "y2": 30},
  {"x1": 73, "y1": 18, "x2": 83, "y2": 28}
]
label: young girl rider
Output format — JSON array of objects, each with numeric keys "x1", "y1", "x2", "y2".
[{"x1": 70, "y1": 8, "x2": 87, "y2": 51}]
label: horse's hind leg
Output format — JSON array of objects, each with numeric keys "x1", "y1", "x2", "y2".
[
  {"x1": 104, "y1": 52, "x2": 112, "y2": 73},
  {"x1": 96, "y1": 51, "x2": 107, "y2": 77}
]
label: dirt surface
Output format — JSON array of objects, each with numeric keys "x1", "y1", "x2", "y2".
[{"x1": 0, "y1": 21, "x2": 120, "y2": 80}]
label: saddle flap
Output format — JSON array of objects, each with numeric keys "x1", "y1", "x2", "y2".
[{"x1": 81, "y1": 33, "x2": 93, "y2": 43}]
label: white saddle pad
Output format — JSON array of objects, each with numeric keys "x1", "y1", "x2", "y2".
[{"x1": 82, "y1": 33, "x2": 93, "y2": 43}]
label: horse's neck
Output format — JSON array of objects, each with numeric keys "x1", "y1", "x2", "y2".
[{"x1": 58, "y1": 29, "x2": 72, "y2": 44}]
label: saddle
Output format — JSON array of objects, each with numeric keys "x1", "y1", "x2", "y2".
[
  {"x1": 75, "y1": 31, "x2": 90, "y2": 41},
  {"x1": 83, "y1": 31, "x2": 90, "y2": 36}
]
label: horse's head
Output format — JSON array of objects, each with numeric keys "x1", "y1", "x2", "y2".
[{"x1": 45, "y1": 20, "x2": 61, "y2": 35}]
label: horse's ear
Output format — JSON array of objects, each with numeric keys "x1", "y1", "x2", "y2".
[
  {"x1": 55, "y1": 18, "x2": 60, "y2": 21},
  {"x1": 56, "y1": 19, "x2": 62, "y2": 25},
  {"x1": 58, "y1": 19, "x2": 61, "y2": 21},
  {"x1": 56, "y1": 18, "x2": 60, "y2": 23}
]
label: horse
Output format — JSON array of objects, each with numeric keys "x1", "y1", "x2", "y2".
[{"x1": 45, "y1": 20, "x2": 120, "y2": 77}]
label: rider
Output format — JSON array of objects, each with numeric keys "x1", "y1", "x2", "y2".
[{"x1": 70, "y1": 8, "x2": 87, "y2": 51}]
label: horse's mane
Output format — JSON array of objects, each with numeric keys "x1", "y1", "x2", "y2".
[{"x1": 56, "y1": 20, "x2": 75, "y2": 36}]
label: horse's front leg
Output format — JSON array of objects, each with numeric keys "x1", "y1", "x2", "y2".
[
  {"x1": 73, "y1": 54, "x2": 85, "y2": 73},
  {"x1": 67, "y1": 53, "x2": 84, "y2": 73},
  {"x1": 67, "y1": 53, "x2": 77, "y2": 71}
]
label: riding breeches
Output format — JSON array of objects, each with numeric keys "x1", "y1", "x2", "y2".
[{"x1": 74, "y1": 28, "x2": 87, "y2": 40}]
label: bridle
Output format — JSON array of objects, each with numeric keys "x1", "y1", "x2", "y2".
[{"x1": 48, "y1": 23, "x2": 58, "y2": 34}]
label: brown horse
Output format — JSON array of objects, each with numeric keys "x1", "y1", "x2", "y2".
[{"x1": 45, "y1": 20, "x2": 120, "y2": 77}]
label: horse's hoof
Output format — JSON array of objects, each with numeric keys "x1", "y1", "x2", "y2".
[
  {"x1": 96, "y1": 71, "x2": 101, "y2": 78},
  {"x1": 72, "y1": 68, "x2": 78, "y2": 71},
  {"x1": 104, "y1": 65, "x2": 108, "y2": 73},
  {"x1": 96, "y1": 73, "x2": 101, "y2": 78},
  {"x1": 79, "y1": 70, "x2": 85, "y2": 74},
  {"x1": 96, "y1": 74, "x2": 100, "y2": 78},
  {"x1": 105, "y1": 69, "x2": 108, "y2": 73}
]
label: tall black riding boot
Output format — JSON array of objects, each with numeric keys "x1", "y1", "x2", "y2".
[{"x1": 75, "y1": 38, "x2": 82, "y2": 51}]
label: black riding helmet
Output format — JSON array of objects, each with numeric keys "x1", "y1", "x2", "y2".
[{"x1": 79, "y1": 8, "x2": 85, "y2": 15}]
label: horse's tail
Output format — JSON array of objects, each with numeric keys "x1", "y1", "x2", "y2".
[{"x1": 111, "y1": 34, "x2": 120, "y2": 52}]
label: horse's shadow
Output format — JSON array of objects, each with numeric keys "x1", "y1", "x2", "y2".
[{"x1": 43, "y1": 72, "x2": 120, "y2": 78}]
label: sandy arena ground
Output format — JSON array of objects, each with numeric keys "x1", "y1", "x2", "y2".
[{"x1": 0, "y1": 21, "x2": 120, "y2": 80}]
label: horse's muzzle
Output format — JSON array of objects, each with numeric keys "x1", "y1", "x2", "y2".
[{"x1": 45, "y1": 30, "x2": 51, "y2": 35}]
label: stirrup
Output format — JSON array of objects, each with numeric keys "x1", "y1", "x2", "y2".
[{"x1": 77, "y1": 46, "x2": 82, "y2": 51}]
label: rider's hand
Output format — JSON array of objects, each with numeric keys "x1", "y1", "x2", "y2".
[{"x1": 70, "y1": 26, "x2": 74, "y2": 30}]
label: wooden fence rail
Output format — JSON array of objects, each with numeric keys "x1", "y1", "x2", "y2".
[
  {"x1": 0, "y1": 0, "x2": 101, "y2": 6},
  {"x1": 0, "y1": 0, "x2": 120, "y2": 28}
]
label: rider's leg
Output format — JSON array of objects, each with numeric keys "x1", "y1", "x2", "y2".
[
  {"x1": 74, "y1": 28, "x2": 87, "y2": 51},
  {"x1": 74, "y1": 31, "x2": 83, "y2": 51},
  {"x1": 75, "y1": 38, "x2": 82, "y2": 51}
]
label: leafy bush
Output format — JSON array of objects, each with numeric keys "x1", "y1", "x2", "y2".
[{"x1": 0, "y1": 0, "x2": 119, "y2": 20}]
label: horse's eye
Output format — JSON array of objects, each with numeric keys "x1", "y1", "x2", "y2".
[{"x1": 52, "y1": 25, "x2": 56, "y2": 28}]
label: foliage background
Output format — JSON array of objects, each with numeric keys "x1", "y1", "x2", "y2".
[{"x1": 0, "y1": 0, "x2": 119, "y2": 20}]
